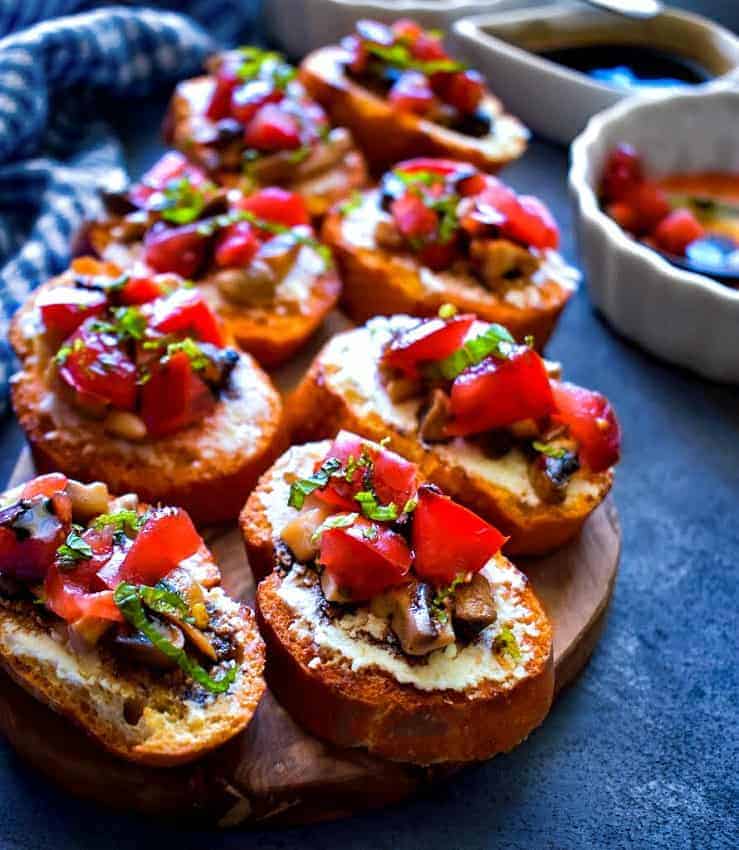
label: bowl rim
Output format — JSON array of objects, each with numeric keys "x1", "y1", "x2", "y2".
[
  {"x1": 454, "y1": 5, "x2": 739, "y2": 99},
  {"x1": 569, "y1": 82, "x2": 739, "y2": 307}
]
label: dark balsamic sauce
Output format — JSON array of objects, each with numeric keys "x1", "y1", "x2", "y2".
[{"x1": 538, "y1": 44, "x2": 712, "y2": 89}]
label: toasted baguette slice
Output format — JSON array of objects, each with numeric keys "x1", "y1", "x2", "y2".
[
  {"x1": 73, "y1": 223, "x2": 341, "y2": 369},
  {"x1": 10, "y1": 300, "x2": 285, "y2": 524},
  {"x1": 322, "y1": 190, "x2": 578, "y2": 346},
  {"x1": 163, "y1": 75, "x2": 368, "y2": 218},
  {"x1": 0, "y1": 479, "x2": 265, "y2": 767},
  {"x1": 300, "y1": 46, "x2": 528, "y2": 175},
  {"x1": 242, "y1": 441, "x2": 554, "y2": 765},
  {"x1": 286, "y1": 317, "x2": 613, "y2": 555}
]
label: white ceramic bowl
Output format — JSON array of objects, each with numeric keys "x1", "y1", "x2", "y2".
[
  {"x1": 569, "y1": 84, "x2": 739, "y2": 384},
  {"x1": 453, "y1": 5, "x2": 739, "y2": 145},
  {"x1": 263, "y1": 0, "x2": 529, "y2": 60}
]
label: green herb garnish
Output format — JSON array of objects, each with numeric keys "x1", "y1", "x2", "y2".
[
  {"x1": 532, "y1": 441, "x2": 567, "y2": 459},
  {"x1": 438, "y1": 303, "x2": 458, "y2": 319},
  {"x1": 339, "y1": 191, "x2": 363, "y2": 216},
  {"x1": 114, "y1": 582, "x2": 235, "y2": 695},
  {"x1": 310, "y1": 512, "x2": 359, "y2": 544},
  {"x1": 431, "y1": 573, "x2": 468, "y2": 623},
  {"x1": 424, "y1": 323, "x2": 516, "y2": 381},
  {"x1": 152, "y1": 177, "x2": 212, "y2": 225},
  {"x1": 54, "y1": 337, "x2": 84, "y2": 366},
  {"x1": 92, "y1": 306, "x2": 146, "y2": 341},
  {"x1": 138, "y1": 581, "x2": 196, "y2": 625},
  {"x1": 494, "y1": 625, "x2": 521, "y2": 661},
  {"x1": 164, "y1": 337, "x2": 208, "y2": 371},
  {"x1": 56, "y1": 528, "x2": 93, "y2": 570},
  {"x1": 92, "y1": 509, "x2": 145, "y2": 535},
  {"x1": 288, "y1": 457, "x2": 343, "y2": 509},
  {"x1": 354, "y1": 490, "x2": 399, "y2": 522},
  {"x1": 364, "y1": 42, "x2": 464, "y2": 76}
]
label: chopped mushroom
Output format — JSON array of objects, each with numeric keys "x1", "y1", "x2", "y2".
[
  {"x1": 418, "y1": 388, "x2": 451, "y2": 443},
  {"x1": 528, "y1": 450, "x2": 580, "y2": 503},
  {"x1": 375, "y1": 580, "x2": 455, "y2": 656},
  {"x1": 452, "y1": 574, "x2": 497, "y2": 638},
  {"x1": 113, "y1": 618, "x2": 185, "y2": 670},
  {"x1": 214, "y1": 262, "x2": 278, "y2": 305},
  {"x1": 375, "y1": 218, "x2": 405, "y2": 251},
  {"x1": 470, "y1": 237, "x2": 539, "y2": 289},
  {"x1": 385, "y1": 375, "x2": 422, "y2": 403},
  {"x1": 281, "y1": 503, "x2": 334, "y2": 563}
]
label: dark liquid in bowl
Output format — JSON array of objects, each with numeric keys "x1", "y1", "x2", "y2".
[{"x1": 538, "y1": 45, "x2": 712, "y2": 89}]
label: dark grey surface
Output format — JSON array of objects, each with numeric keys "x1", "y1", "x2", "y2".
[{"x1": 2, "y1": 5, "x2": 739, "y2": 850}]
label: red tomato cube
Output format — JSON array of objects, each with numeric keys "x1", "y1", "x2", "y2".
[
  {"x1": 214, "y1": 220, "x2": 260, "y2": 268},
  {"x1": 389, "y1": 71, "x2": 436, "y2": 115},
  {"x1": 653, "y1": 208, "x2": 705, "y2": 256},
  {"x1": 382, "y1": 314, "x2": 476, "y2": 377},
  {"x1": 243, "y1": 103, "x2": 301, "y2": 151},
  {"x1": 550, "y1": 380, "x2": 621, "y2": 473},
  {"x1": 38, "y1": 286, "x2": 108, "y2": 336}
]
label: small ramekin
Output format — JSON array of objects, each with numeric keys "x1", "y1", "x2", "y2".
[{"x1": 569, "y1": 84, "x2": 739, "y2": 383}]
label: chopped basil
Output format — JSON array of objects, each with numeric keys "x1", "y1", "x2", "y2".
[
  {"x1": 532, "y1": 441, "x2": 567, "y2": 459},
  {"x1": 92, "y1": 306, "x2": 146, "y2": 341},
  {"x1": 361, "y1": 524, "x2": 379, "y2": 541},
  {"x1": 152, "y1": 177, "x2": 212, "y2": 225},
  {"x1": 402, "y1": 496, "x2": 418, "y2": 514},
  {"x1": 393, "y1": 169, "x2": 445, "y2": 188},
  {"x1": 437, "y1": 303, "x2": 458, "y2": 319},
  {"x1": 354, "y1": 490, "x2": 399, "y2": 522},
  {"x1": 56, "y1": 528, "x2": 93, "y2": 570},
  {"x1": 339, "y1": 191, "x2": 363, "y2": 216},
  {"x1": 424, "y1": 323, "x2": 516, "y2": 381},
  {"x1": 310, "y1": 512, "x2": 359, "y2": 544},
  {"x1": 92, "y1": 509, "x2": 145, "y2": 536},
  {"x1": 431, "y1": 572, "x2": 469, "y2": 623},
  {"x1": 236, "y1": 47, "x2": 294, "y2": 88},
  {"x1": 54, "y1": 337, "x2": 84, "y2": 366},
  {"x1": 430, "y1": 194, "x2": 460, "y2": 244},
  {"x1": 114, "y1": 582, "x2": 235, "y2": 695},
  {"x1": 494, "y1": 625, "x2": 522, "y2": 661},
  {"x1": 138, "y1": 581, "x2": 196, "y2": 625},
  {"x1": 287, "y1": 457, "x2": 343, "y2": 509},
  {"x1": 164, "y1": 337, "x2": 208, "y2": 371},
  {"x1": 287, "y1": 145, "x2": 312, "y2": 165},
  {"x1": 364, "y1": 42, "x2": 464, "y2": 76}
]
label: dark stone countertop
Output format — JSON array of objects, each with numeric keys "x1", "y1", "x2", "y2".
[{"x1": 1, "y1": 5, "x2": 738, "y2": 849}]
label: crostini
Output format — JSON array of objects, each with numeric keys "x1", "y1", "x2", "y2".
[
  {"x1": 322, "y1": 158, "x2": 579, "y2": 345},
  {"x1": 10, "y1": 258, "x2": 283, "y2": 525},
  {"x1": 163, "y1": 46, "x2": 368, "y2": 217},
  {"x1": 77, "y1": 166, "x2": 340, "y2": 366},
  {"x1": 288, "y1": 312, "x2": 621, "y2": 555},
  {"x1": 0, "y1": 473, "x2": 265, "y2": 765},
  {"x1": 241, "y1": 433, "x2": 553, "y2": 765},
  {"x1": 300, "y1": 18, "x2": 528, "y2": 174}
]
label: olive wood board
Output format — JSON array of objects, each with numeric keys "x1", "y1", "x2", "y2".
[{"x1": 0, "y1": 445, "x2": 620, "y2": 828}]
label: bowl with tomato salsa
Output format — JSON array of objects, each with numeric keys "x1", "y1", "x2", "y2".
[{"x1": 570, "y1": 84, "x2": 739, "y2": 383}]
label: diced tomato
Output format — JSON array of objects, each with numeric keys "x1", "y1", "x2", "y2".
[
  {"x1": 148, "y1": 288, "x2": 223, "y2": 346},
  {"x1": 139, "y1": 351, "x2": 215, "y2": 438},
  {"x1": 230, "y1": 79, "x2": 283, "y2": 125},
  {"x1": 119, "y1": 275, "x2": 169, "y2": 305},
  {"x1": 319, "y1": 516, "x2": 412, "y2": 601},
  {"x1": 58, "y1": 321, "x2": 137, "y2": 411},
  {"x1": 22, "y1": 473, "x2": 71, "y2": 524},
  {"x1": 341, "y1": 34, "x2": 368, "y2": 74},
  {"x1": 244, "y1": 103, "x2": 301, "y2": 151},
  {"x1": 389, "y1": 71, "x2": 435, "y2": 114},
  {"x1": 625, "y1": 181, "x2": 670, "y2": 233},
  {"x1": 653, "y1": 208, "x2": 705, "y2": 256},
  {"x1": 214, "y1": 220, "x2": 260, "y2": 268},
  {"x1": 391, "y1": 193, "x2": 438, "y2": 241},
  {"x1": 97, "y1": 506, "x2": 203, "y2": 589},
  {"x1": 392, "y1": 18, "x2": 424, "y2": 42},
  {"x1": 419, "y1": 239, "x2": 459, "y2": 271},
  {"x1": 382, "y1": 314, "x2": 476, "y2": 378},
  {"x1": 205, "y1": 69, "x2": 240, "y2": 121},
  {"x1": 440, "y1": 70, "x2": 485, "y2": 115},
  {"x1": 45, "y1": 526, "x2": 121, "y2": 622},
  {"x1": 550, "y1": 381, "x2": 621, "y2": 473},
  {"x1": 502, "y1": 195, "x2": 560, "y2": 251},
  {"x1": 143, "y1": 222, "x2": 209, "y2": 279},
  {"x1": 410, "y1": 32, "x2": 446, "y2": 62},
  {"x1": 412, "y1": 486, "x2": 506, "y2": 585},
  {"x1": 129, "y1": 151, "x2": 207, "y2": 209},
  {"x1": 236, "y1": 187, "x2": 310, "y2": 229},
  {"x1": 447, "y1": 346, "x2": 556, "y2": 436},
  {"x1": 38, "y1": 286, "x2": 108, "y2": 337},
  {"x1": 315, "y1": 431, "x2": 419, "y2": 512},
  {"x1": 601, "y1": 144, "x2": 643, "y2": 203},
  {"x1": 606, "y1": 201, "x2": 640, "y2": 234},
  {"x1": 0, "y1": 493, "x2": 69, "y2": 582}
]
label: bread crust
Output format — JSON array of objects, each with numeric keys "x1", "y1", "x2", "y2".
[
  {"x1": 242, "y1": 441, "x2": 554, "y2": 764},
  {"x1": 163, "y1": 75, "x2": 369, "y2": 218},
  {"x1": 10, "y1": 320, "x2": 286, "y2": 525},
  {"x1": 322, "y1": 199, "x2": 575, "y2": 347},
  {"x1": 285, "y1": 324, "x2": 613, "y2": 555},
  {"x1": 0, "y1": 563, "x2": 265, "y2": 767},
  {"x1": 300, "y1": 46, "x2": 528, "y2": 175}
]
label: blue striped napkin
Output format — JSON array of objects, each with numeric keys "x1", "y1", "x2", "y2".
[{"x1": 0, "y1": 1, "x2": 256, "y2": 411}]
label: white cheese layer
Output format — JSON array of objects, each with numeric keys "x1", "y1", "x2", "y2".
[
  {"x1": 276, "y1": 556, "x2": 540, "y2": 693},
  {"x1": 319, "y1": 316, "x2": 603, "y2": 509}
]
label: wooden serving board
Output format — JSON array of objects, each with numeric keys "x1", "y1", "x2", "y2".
[{"x1": 0, "y1": 446, "x2": 620, "y2": 827}]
